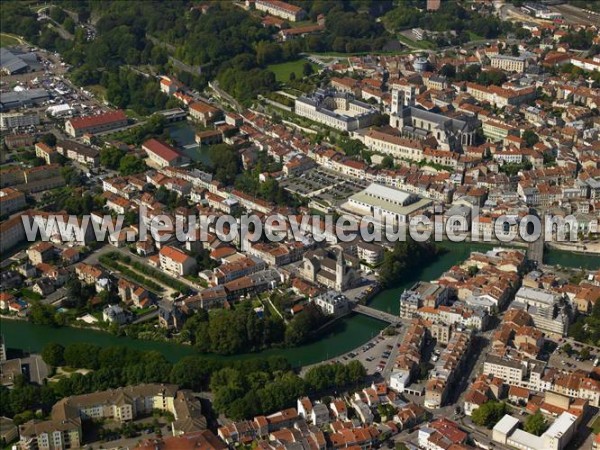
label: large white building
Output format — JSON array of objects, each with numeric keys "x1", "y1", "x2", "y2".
[
  {"x1": 252, "y1": 0, "x2": 306, "y2": 22},
  {"x1": 483, "y1": 355, "x2": 526, "y2": 386},
  {"x1": 344, "y1": 183, "x2": 432, "y2": 226},
  {"x1": 312, "y1": 291, "x2": 349, "y2": 316},
  {"x1": 493, "y1": 412, "x2": 578, "y2": 450},
  {"x1": 490, "y1": 55, "x2": 527, "y2": 73},
  {"x1": 514, "y1": 287, "x2": 561, "y2": 308},
  {"x1": 295, "y1": 89, "x2": 378, "y2": 132},
  {"x1": 511, "y1": 287, "x2": 569, "y2": 336},
  {"x1": 389, "y1": 370, "x2": 411, "y2": 393},
  {"x1": 19, "y1": 384, "x2": 206, "y2": 449}
]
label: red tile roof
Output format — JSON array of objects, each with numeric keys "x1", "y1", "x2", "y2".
[
  {"x1": 68, "y1": 110, "x2": 127, "y2": 130},
  {"x1": 142, "y1": 139, "x2": 182, "y2": 162},
  {"x1": 159, "y1": 245, "x2": 192, "y2": 264},
  {"x1": 189, "y1": 101, "x2": 219, "y2": 114}
]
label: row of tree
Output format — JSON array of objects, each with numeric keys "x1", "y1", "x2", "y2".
[
  {"x1": 175, "y1": 300, "x2": 328, "y2": 355},
  {"x1": 210, "y1": 359, "x2": 366, "y2": 419},
  {"x1": 471, "y1": 400, "x2": 547, "y2": 435},
  {"x1": 378, "y1": 238, "x2": 440, "y2": 288},
  {"x1": 177, "y1": 304, "x2": 285, "y2": 355},
  {"x1": 384, "y1": 1, "x2": 513, "y2": 39},
  {"x1": 0, "y1": 342, "x2": 367, "y2": 424}
]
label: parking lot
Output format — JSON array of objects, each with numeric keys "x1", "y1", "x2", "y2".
[
  {"x1": 315, "y1": 179, "x2": 366, "y2": 207},
  {"x1": 280, "y1": 168, "x2": 367, "y2": 207},
  {"x1": 1, "y1": 45, "x2": 106, "y2": 126},
  {"x1": 338, "y1": 331, "x2": 405, "y2": 375},
  {"x1": 547, "y1": 337, "x2": 600, "y2": 373},
  {"x1": 300, "y1": 328, "x2": 405, "y2": 377}
]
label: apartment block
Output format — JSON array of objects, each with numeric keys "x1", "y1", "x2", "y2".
[
  {"x1": 18, "y1": 384, "x2": 206, "y2": 449},
  {"x1": 483, "y1": 355, "x2": 526, "y2": 386},
  {"x1": 490, "y1": 55, "x2": 527, "y2": 73},
  {"x1": 0, "y1": 187, "x2": 26, "y2": 216},
  {"x1": 253, "y1": 0, "x2": 306, "y2": 22},
  {"x1": 159, "y1": 245, "x2": 196, "y2": 276}
]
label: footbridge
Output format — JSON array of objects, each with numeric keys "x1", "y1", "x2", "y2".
[{"x1": 352, "y1": 304, "x2": 400, "y2": 324}]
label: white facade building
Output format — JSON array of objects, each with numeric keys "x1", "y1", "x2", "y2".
[{"x1": 295, "y1": 89, "x2": 378, "y2": 132}]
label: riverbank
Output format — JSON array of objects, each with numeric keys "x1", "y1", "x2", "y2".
[
  {"x1": 0, "y1": 312, "x2": 387, "y2": 367},
  {"x1": 2, "y1": 243, "x2": 597, "y2": 367},
  {"x1": 548, "y1": 240, "x2": 600, "y2": 255}
]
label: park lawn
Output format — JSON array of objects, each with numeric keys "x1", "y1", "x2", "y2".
[
  {"x1": 267, "y1": 59, "x2": 319, "y2": 83},
  {"x1": 21, "y1": 288, "x2": 42, "y2": 301},
  {"x1": 86, "y1": 84, "x2": 107, "y2": 102},
  {"x1": 0, "y1": 33, "x2": 20, "y2": 48},
  {"x1": 125, "y1": 108, "x2": 144, "y2": 120},
  {"x1": 468, "y1": 31, "x2": 485, "y2": 41},
  {"x1": 592, "y1": 415, "x2": 600, "y2": 434},
  {"x1": 133, "y1": 306, "x2": 155, "y2": 316},
  {"x1": 397, "y1": 34, "x2": 436, "y2": 50}
]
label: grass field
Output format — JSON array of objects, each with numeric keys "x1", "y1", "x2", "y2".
[
  {"x1": 468, "y1": 31, "x2": 485, "y2": 41},
  {"x1": 267, "y1": 59, "x2": 319, "y2": 83},
  {"x1": 397, "y1": 34, "x2": 436, "y2": 50},
  {"x1": 592, "y1": 415, "x2": 600, "y2": 434},
  {"x1": 86, "y1": 84, "x2": 107, "y2": 101},
  {"x1": 0, "y1": 33, "x2": 21, "y2": 48}
]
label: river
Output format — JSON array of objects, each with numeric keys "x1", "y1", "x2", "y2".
[
  {"x1": 168, "y1": 122, "x2": 212, "y2": 165},
  {"x1": 1, "y1": 244, "x2": 598, "y2": 367}
]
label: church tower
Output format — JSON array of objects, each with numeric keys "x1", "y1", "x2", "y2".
[{"x1": 391, "y1": 89, "x2": 404, "y2": 115}]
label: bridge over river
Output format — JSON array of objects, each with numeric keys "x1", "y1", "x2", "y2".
[
  {"x1": 527, "y1": 217, "x2": 545, "y2": 266},
  {"x1": 352, "y1": 304, "x2": 400, "y2": 324}
]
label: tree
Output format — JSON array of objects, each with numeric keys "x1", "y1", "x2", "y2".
[
  {"x1": 50, "y1": 7, "x2": 67, "y2": 24},
  {"x1": 338, "y1": 136, "x2": 366, "y2": 157},
  {"x1": 285, "y1": 303, "x2": 326, "y2": 346},
  {"x1": 29, "y1": 303, "x2": 61, "y2": 327},
  {"x1": 580, "y1": 347, "x2": 591, "y2": 360},
  {"x1": 41, "y1": 343, "x2": 65, "y2": 367},
  {"x1": 100, "y1": 146, "x2": 126, "y2": 170},
  {"x1": 63, "y1": 17, "x2": 76, "y2": 34},
  {"x1": 524, "y1": 412, "x2": 548, "y2": 436},
  {"x1": 522, "y1": 129, "x2": 539, "y2": 148},
  {"x1": 439, "y1": 64, "x2": 456, "y2": 79},
  {"x1": 378, "y1": 238, "x2": 438, "y2": 288},
  {"x1": 289, "y1": 71, "x2": 296, "y2": 81},
  {"x1": 380, "y1": 155, "x2": 394, "y2": 169},
  {"x1": 119, "y1": 154, "x2": 147, "y2": 175},
  {"x1": 347, "y1": 360, "x2": 367, "y2": 384},
  {"x1": 256, "y1": 41, "x2": 282, "y2": 66},
  {"x1": 60, "y1": 166, "x2": 84, "y2": 187},
  {"x1": 560, "y1": 29, "x2": 594, "y2": 50},
  {"x1": 40, "y1": 134, "x2": 57, "y2": 147},
  {"x1": 302, "y1": 62, "x2": 314, "y2": 77},
  {"x1": 208, "y1": 144, "x2": 241, "y2": 185},
  {"x1": 477, "y1": 69, "x2": 507, "y2": 86},
  {"x1": 471, "y1": 401, "x2": 507, "y2": 428}
]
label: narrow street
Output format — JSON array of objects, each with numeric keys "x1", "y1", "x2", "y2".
[{"x1": 84, "y1": 245, "x2": 202, "y2": 294}]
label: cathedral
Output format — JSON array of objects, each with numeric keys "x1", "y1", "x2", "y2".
[{"x1": 388, "y1": 89, "x2": 479, "y2": 152}]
